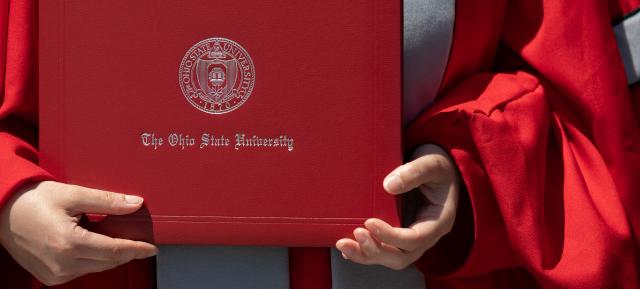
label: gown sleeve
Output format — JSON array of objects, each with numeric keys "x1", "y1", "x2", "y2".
[
  {"x1": 0, "y1": 0, "x2": 55, "y2": 288},
  {"x1": 0, "y1": 0, "x2": 53, "y2": 212},
  {"x1": 409, "y1": 0, "x2": 640, "y2": 288}
]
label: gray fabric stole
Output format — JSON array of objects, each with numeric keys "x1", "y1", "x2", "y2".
[
  {"x1": 157, "y1": 246, "x2": 290, "y2": 289},
  {"x1": 403, "y1": 0, "x2": 455, "y2": 126},
  {"x1": 614, "y1": 10, "x2": 640, "y2": 85},
  {"x1": 156, "y1": 0, "x2": 456, "y2": 288}
]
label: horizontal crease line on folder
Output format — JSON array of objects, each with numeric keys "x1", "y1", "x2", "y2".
[
  {"x1": 93, "y1": 220, "x2": 367, "y2": 226},
  {"x1": 151, "y1": 221, "x2": 365, "y2": 226},
  {"x1": 151, "y1": 216, "x2": 367, "y2": 224},
  {"x1": 95, "y1": 216, "x2": 368, "y2": 225},
  {"x1": 151, "y1": 215, "x2": 366, "y2": 220}
]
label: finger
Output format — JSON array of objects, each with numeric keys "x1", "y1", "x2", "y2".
[
  {"x1": 382, "y1": 150, "x2": 454, "y2": 195},
  {"x1": 410, "y1": 196, "x2": 458, "y2": 248},
  {"x1": 366, "y1": 204, "x2": 456, "y2": 252},
  {"x1": 72, "y1": 228, "x2": 157, "y2": 262},
  {"x1": 336, "y1": 237, "x2": 414, "y2": 270},
  {"x1": 365, "y1": 218, "x2": 426, "y2": 252},
  {"x1": 353, "y1": 228, "x2": 381, "y2": 257},
  {"x1": 418, "y1": 180, "x2": 459, "y2": 222},
  {"x1": 62, "y1": 185, "x2": 145, "y2": 216},
  {"x1": 336, "y1": 238, "x2": 371, "y2": 264}
]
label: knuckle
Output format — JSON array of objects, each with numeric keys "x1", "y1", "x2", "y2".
[
  {"x1": 402, "y1": 164, "x2": 423, "y2": 180},
  {"x1": 424, "y1": 154, "x2": 447, "y2": 171},
  {"x1": 436, "y1": 158, "x2": 457, "y2": 181},
  {"x1": 432, "y1": 155, "x2": 449, "y2": 169},
  {"x1": 102, "y1": 191, "x2": 115, "y2": 205}
]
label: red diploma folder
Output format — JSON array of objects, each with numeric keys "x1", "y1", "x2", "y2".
[{"x1": 39, "y1": 0, "x2": 401, "y2": 246}]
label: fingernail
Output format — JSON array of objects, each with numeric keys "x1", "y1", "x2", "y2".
[
  {"x1": 383, "y1": 175, "x2": 403, "y2": 193},
  {"x1": 125, "y1": 195, "x2": 144, "y2": 205}
]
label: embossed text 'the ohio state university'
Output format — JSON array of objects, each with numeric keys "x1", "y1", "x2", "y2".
[{"x1": 140, "y1": 132, "x2": 295, "y2": 152}]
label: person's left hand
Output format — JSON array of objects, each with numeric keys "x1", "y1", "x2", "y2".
[{"x1": 336, "y1": 144, "x2": 460, "y2": 270}]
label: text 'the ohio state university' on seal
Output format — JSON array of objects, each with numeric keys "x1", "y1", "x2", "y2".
[{"x1": 179, "y1": 37, "x2": 256, "y2": 114}]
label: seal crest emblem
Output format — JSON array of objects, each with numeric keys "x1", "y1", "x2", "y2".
[{"x1": 179, "y1": 38, "x2": 255, "y2": 114}]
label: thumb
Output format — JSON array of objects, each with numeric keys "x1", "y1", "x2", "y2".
[
  {"x1": 382, "y1": 144, "x2": 455, "y2": 195},
  {"x1": 62, "y1": 185, "x2": 144, "y2": 216}
]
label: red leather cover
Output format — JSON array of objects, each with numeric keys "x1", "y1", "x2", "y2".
[{"x1": 39, "y1": 0, "x2": 401, "y2": 246}]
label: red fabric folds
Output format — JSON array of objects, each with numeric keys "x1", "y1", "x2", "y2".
[
  {"x1": 0, "y1": 0, "x2": 51, "y2": 210},
  {"x1": 409, "y1": 0, "x2": 640, "y2": 288}
]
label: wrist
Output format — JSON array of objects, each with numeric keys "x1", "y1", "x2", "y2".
[{"x1": 0, "y1": 181, "x2": 40, "y2": 248}]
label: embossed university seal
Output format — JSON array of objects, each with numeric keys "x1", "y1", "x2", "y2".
[{"x1": 179, "y1": 38, "x2": 255, "y2": 114}]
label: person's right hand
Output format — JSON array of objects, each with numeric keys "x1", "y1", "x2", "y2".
[{"x1": 0, "y1": 181, "x2": 158, "y2": 286}]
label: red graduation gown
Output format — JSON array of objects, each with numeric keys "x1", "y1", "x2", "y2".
[{"x1": 1, "y1": 0, "x2": 639, "y2": 288}]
